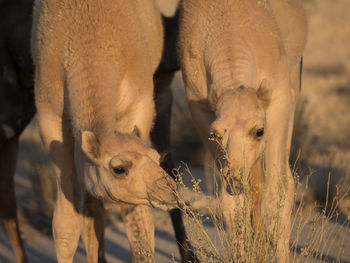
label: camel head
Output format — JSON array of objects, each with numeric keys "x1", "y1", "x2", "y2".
[
  {"x1": 210, "y1": 80, "x2": 270, "y2": 194},
  {"x1": 78, "y1": 128, "x2": 177, "y2": 211}
]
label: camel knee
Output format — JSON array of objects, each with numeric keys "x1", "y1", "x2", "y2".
[
  {"x1": 122, "y1": 204, "x2": 154, "y2": 261},
  {"x1": 279, "y1": 168, "x2": 295, "y2": 212},
  {"x1": 221, "y1": 190, "x2": 246, "y2": 228},
  {"x1": 52, "y1": 205, "x2": 80, "y2": 235},
  {"x1": 52, "y1": 214, "x2": 80, "y2": 261},
  {"x1": 52, "y1": 196, "x2": 80, "y2": 260},
  {"x1": 262, "y1": 170, "x2": 294, "y2": 233},
  {"x1": 53, "y1": 233, "x2": 80, "y2": 261}
]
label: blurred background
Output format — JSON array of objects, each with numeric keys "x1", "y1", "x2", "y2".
[{"x1": 1, "y1": 0, "x2": 350, "y2": 262}]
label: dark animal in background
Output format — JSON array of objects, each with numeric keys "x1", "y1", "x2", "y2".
[
  {"x1": 0, "y1": 0, "x2": 35, "y2": 262},
  {"x1": 178, "y1": 0, "x2": 307, "y2": 261}
]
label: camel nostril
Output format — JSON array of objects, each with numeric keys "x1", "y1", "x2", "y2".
[
  {"x1": 224, "y1": 168, "x2": 244, "y2": 195},
  {"x1": 209, "y1": 129, "x2": 223, "y2": 141},
  {"x1": 209, "y1": 131, "x2": 216, "y2": 139},
  {"x1": 225, "y1": 176, "x2": 243, "y2": 195}
]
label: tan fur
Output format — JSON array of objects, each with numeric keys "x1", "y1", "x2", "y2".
[
  {"x1": 178, "y1": 0, "x2": 307, "y2": 261},
  {"x1": 31, "y1": 0, "x2": 176, "y2": 262}
]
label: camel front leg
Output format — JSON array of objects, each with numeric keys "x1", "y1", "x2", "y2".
[
  {"x1": 79, "y1": 193, "x2": 106, "y2": 263},
  {"x1": 262, "y1": 90, "x2": 294, "y2": 263},
  {"x1": 221, "y1": 188, "x2": 247, "y2": 261},
  {"x1": 38, "y1": 113, "x2": 81, "y2": 263},
  {"x1": 121, "y1": 204, "x2": 154, "y2": 262}
]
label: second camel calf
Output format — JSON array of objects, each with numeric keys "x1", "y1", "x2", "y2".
[{"x1": 178, "y1": 0, "x2": 307, "y2": 262}]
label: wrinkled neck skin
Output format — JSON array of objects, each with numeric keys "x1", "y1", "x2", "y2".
[{"x1": 205, "y1": 33, "x2": 259, "y2": 107}]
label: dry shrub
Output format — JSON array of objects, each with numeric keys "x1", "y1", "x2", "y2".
[
  {"x1": 173, "y1": 161, "x2": 349, "y2": 262},
  {"x1": 174, "y1": 163, "x2": 276, "y2": 263},
  {"x1": 292, "y1": 171, "x2": 350, "y2": 263}
]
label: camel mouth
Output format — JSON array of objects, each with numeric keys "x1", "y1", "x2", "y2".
[
  {"x1": 148, "y1": 198, "x2": 177, "y2": 211},
  {"x1": 223, "y1": 168, "x2": 244, "y2": 195},
  {"x1": 147, "y1": 176, "x2": 178, "y2": 210},
  {"x1": 225, "y1": 176, "x2": 243, "y2": 195},
  {"x1": 147, "y1": 187, "x2": 178, "y2": 210}
]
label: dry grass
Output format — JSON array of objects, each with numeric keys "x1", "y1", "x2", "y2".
[
  {"x1": 291, "y1": 174, "x2": 350, "y2": 263},
  {"x1": 171, "y1": 160, "x2": 349, "y2": 263}
]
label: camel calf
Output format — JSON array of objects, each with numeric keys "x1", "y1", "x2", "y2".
[
  {"x1": 178, "y1": 0, "x2": 307, "y2": 261},
  {"x1": 31, "y1": 0, "x2": 177, "y2": 261}
]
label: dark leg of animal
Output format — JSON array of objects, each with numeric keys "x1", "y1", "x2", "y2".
[
  {"x1": 299, "y1": 57, "x2": 303, "y2": 92},
  {"x1": 152, "y1": 71, "x2": 198, "y2": 263},
  {"x1": 0, "y1": 136, "x2": 28, "y2": 263}
]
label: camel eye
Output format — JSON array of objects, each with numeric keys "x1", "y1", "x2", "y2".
[
  {"x1": 113, "y1": 166, "x2": 126, "y2": 174},
  {"x1": 110, "y1": 159, "x2": 132, "y2": 178},
  {"x1": 256, "y1": 128, "x2": 264, "y2": 138},
  {"x1": 110, "y1": 165, "x2": 129, "y2": 178},
  {"x1": 251, "y1": 127, "x2": 264, "y2": 140}
]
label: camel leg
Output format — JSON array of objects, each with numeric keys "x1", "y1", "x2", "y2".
[
  {"x1": 121, "y1": 204, "x2": 154, "y2": 263},
  {"x1": 0, "y1": 136, "x2": 28, "y2": 263},
  {"x1": 37, "y1": 113, "x2": 80, "y2": 263},
  {"x1": 269, "y1": 58, "x2": 303, "y2": 262},
  {"x1": 261, "y1": 89, "x2": 294, "y2": 263},
  {"x1": 79, "y1": 192, "x2": 106, "y2": 263},
  {"x1": 263, "y1": 58, "x2": 303, "y2": 262},
  {"x1": 152, "y1": 71, "x2": 198, "y2": 262}
]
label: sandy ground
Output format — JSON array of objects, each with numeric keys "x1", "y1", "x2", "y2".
[{"x1": 1, "y1": 0, "x2": 350, "y2": 262}]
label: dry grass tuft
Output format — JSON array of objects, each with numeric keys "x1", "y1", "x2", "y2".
[{"x1": 172, "y1": 161, "x2": 349, "y2": 263}]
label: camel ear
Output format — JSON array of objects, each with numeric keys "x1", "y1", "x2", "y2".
[
  {"x1": 209, "y1": 84, "x2": 220, "y2": 102},
  {"x1": 81, "y1": 131, "x2": 100, "y2": 163},
  {"x1": 257, "y1": 79, "x2": 271, "y2": 109},
  {"x1": 132, "y1": 125, "x2": 141, "y2": 138}
]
